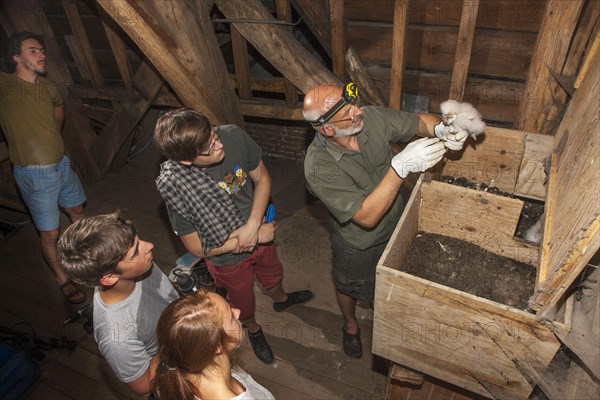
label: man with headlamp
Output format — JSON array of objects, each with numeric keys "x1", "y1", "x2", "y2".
[{"x1": 302, "y1": 83, "x2": 465, "y2": 358}]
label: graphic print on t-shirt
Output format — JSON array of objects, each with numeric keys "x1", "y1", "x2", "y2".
[{"x1": 217, "y1": 163, "x2": 248, "y2": 194}]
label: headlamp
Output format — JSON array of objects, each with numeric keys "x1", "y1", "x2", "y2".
[{"x1": 310, "y1": 83, "x2": 359, "y2": 127}]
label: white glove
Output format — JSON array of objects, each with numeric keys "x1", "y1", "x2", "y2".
[
  {"x1": 391, "y1": 137, "x2": 446, "y2": 178},
  {"x1": 434, "y1": 122, "x2": 468, "y2": 151}
]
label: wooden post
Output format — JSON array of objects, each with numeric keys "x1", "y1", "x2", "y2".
[
  {"x1": 275, "y1": 0, "x2": 299, "y2": 103},
  {"x1": 62, "y1": 0, "x2": 105, "y2": 88},
  {"x1": 231, "y1": 26, "x2": 252, "y2": 99},
  {"x1": 389, "y1": 0, "x2": 409, "y2": 109},
  {"x1": 448, "y1": 0, "x2": 479, "y2": 101},
  {"x1": 330, "y1": 0, "x2": 346, "y2": 81},
  {"x1": 515, "y1": 0, "x2": 585, "y2": 133}
]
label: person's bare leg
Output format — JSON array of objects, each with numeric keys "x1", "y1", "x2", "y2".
[
  {"x1": 64, "y1": 204, "x2": 85, "y2": 224},
  {"x1": 336, "y1": 290, "x2": 359, "y2": 334},
  {"x1": 40, "y1": 228, "x2": 69, "y2": 285}
]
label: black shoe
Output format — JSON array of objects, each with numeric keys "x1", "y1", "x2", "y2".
[
  {"x1": 273, "y1": 290, "x2": 314, "y2": 312},
  {"x1": 342, "y1": 328, "x2": 363, "y2": 358},
  {"x1": 247, "y1": 327, "x2": 275, "y2": 364}
]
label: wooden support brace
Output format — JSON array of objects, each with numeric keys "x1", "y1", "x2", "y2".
[
  {"x1": 389, "y1": 0, "x2": 409, "y2": 109},
  {"x1": 345, "y1": 47, "x2": 385, "y2": 107},
  {"x1": 449, "y1": 0, "x2": 479, "y2": 101}
]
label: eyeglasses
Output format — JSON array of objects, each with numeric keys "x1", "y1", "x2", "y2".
[
  {"x1": 198, "y1": 127, "x2": 221, "y2": 156},
  {"x1": 328, "y1": 99, "x2": 361, "y2": 124}
]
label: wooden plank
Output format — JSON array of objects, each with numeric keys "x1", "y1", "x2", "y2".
[
  {"x1": 533, "y1": 50, "x2": 600, "y2": 314},
  {"x1": 348, "y1": 23, "x2": 536, "y2": 80},
  {"x1": 215, "y1": 0, "x2": 340, "y2": 94},
  {"x1": 419, "y1": 181, "x2": 539, "y2": 265},
  {"x1": 98, "y1": 6, "x2": 133, "y2": 90},
  {"x1": 231, "y1": 26, "x2": 252, "y2": 99},
  {"x1": 389, "y1": 364, "x2": 424, "y2": 386},
  {"x1": 97, "y1": 0, "x2": 243, "y2": 126},
  {"x1": 389, "y1": 0, "x2": 409, "y2": 109},
  {"x1": 514, "y1": 133, "x2": 553, "y2": 201},
  {"x1": 515, "y1": 0, "x2": 585, "y2": 133},
  {"x1": 92, "y1": 60, "x2": 163, "y2": 176},
  {"x1": 330, "y1": 0, "x2": 346, "y2": 80},
  {"x1": 239, "y1": 98, "x2": 304, "y2": 120},
  {"x1": 575, "y1": 23, "x2": 600, "y2": 89},
  {"x1": 386, "y1": 375, "x2": 483, "y2": 400},
  {"x1": 345, "y1": 0, "x2": 545, "y2": 32},
  {"x1": 367, "y1": 67, "x2": 521, "y2": 124},
  {"x1": 345, "y1": 46, "x2": 385, "y2": 106},
  {"x1": 373, "y1": 265, "x2": 560, "y2": 399},
  {"x1": 62, "y1": 0, "x2": 105, "y2": 88},
  {"x1": 275, "y1": 0, "x2": 299, "y2": 104},
  {"x1": 291, "y1": 0, "x2": 331, "y2": 56},
  {"x1": 449, "y1": 0, "x2": 479, "y2": 101},
  {"x1": 64, "y1": 35, "x2": 91, "y2": 80},
  {"x1": 439, "y1": 127, "x2": 526, "y2": 193}
]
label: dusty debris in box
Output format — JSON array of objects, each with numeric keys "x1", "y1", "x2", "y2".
[{"x1": 402, "y1": 232, "x2": 536, "y2": 309}]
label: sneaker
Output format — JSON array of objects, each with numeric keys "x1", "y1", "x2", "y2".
[
  {"x1": 342, "y1": 328, "x2": 363, "y2": 358},
  {"x1": 273, "y1": 290, "x2": 315, "y2": 312},
  {"x1": 247, "y1": 327, "x2": 275, "y2": 364}
]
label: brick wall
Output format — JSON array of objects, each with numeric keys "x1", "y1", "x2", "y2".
[{"x1": 245, "y1": 121, "x2": 313, "y2": 163}]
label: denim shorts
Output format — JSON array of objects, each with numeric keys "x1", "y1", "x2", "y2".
[
  {"x1": 331, "y1": 236, "x2": 387, "y2": 301},
  {"x1": 13, "y1": 155, "x2": 86, "y2": 231}
]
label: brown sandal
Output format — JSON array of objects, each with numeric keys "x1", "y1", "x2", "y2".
[{"x1": 59, "y1": 280, "x2": 87, "y2": 304}]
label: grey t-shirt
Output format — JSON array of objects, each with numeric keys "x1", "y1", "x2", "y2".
[
  {"x1": 193, "y1": 367, "x2": 275, "y2": 400},
  {"x1": 93, "y1": 264, "x2": 179, "y2": 383},
  {"x1": 167, "y1": 125, "x2": 263, "y2": 267}
]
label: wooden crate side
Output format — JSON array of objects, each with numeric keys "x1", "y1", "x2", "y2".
[
  {"x1": 514, "y1": 133, "x2": 554, "y2": 201},
  {"x1": 380, "y1": 177, "x2": 423, "y2": 269},
  {"x1": 419, "y1": 181, "x2": 539, "y2": 265},
  {"x1": 440, "y1": 127, "x2": 526, "y2": 193},
  {"x1": 534, "y1": 48, "x2": 600, "y2": 314},
  {"x1": 373, "y1": 266, "x2": 561, "y2": 399}
]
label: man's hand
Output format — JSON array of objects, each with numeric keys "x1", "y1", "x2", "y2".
[
  {"x1": 434, "y1": 122, "x2": 468, "y2": 151},
  {"x1": 391, "y1": 137, "x2": 446, "y2": 178},
  {"x1": 257, "y1": 221, "x2": 276, "y2": 244},
  {"x1": 229, "y1": 221, "x2": 260, "y2": 253}
]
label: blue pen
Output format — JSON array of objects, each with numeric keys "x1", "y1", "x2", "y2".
[{"x1": 265, "y1": 204, "x2": 275, "y2": 223}]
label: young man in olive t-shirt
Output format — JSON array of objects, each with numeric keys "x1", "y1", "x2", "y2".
[{"x1": 0, "y1": 31, "x2": 87, "y2": 304}]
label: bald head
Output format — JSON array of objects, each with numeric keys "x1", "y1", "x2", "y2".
[{"x1": 303, "y1": 84, "x2": 343, "y2": 128}]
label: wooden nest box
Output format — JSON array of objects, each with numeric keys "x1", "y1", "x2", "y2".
[{"x1": 373, "y1": 51, "x2": 599, "y2": 399}]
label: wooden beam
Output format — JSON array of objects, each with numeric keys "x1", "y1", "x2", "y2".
[
  {"x1": 291, "y1": 0, "x2": 331, "y2": 56},
  {"x1": 98, "y1": 5, "x2": 133, "y2": 91},
  {"x1": 330, "y1": 0, "x2": 346, "y2": 81},
  {"x1": 239, "y1": 99, "x2": 303, "y2": 120},
  {"x1": 449, "y1": 0, "x2": 479, "y2": 101},
  {"x1": 92, "y1": 61, "x2": 164, "y2": 176},
  {"x1": 575, "y1": 30, "x2": 600, "y2": 89},
  {"x1": 214, "y1": 0, "x2": 340, "y2": 93},
  {"x1": 275, "y1": 0, "x2": 298, "y2": 104},
  {"x1": 515, "y1": 0, "x2": 585, "y2": 133},
  {"x1": 231, "y1": 26, "x2": 252, "y2": 99},
  {"x1": 64, "y1": 35, "x2": 91, "y2": 80},
  {"x1": 345, "y1": 47, "x2": 385, "y2": 107},
  {"x1": 6, "y1": 0, "x2": 100, "y2": 181},
  {"x1": 389, "y1": 0, "x2": 409, "y2": 109},
  {"x1": 62, "y1": 0, "x2": 105, "y2": 88},
  {"x1": 96, "y1": 0, "x2": 243, "y2": 126}
]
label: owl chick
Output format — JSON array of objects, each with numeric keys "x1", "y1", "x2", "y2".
[{"x1": 440, "y1": 100, "x2": 486, "y2": 139}]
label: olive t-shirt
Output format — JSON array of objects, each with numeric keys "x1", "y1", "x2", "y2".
[
  {"x1": 304, "y1": 106, "x2": 419, "y2": 250},
  {"x1": 167, "y1": 125, "x2": 262, "y2": 267},
  {"x1": 0, "y1": 72, "x2": 65, "y2": 166}
]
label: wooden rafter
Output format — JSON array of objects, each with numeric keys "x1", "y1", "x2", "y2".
[
  {"x1": 291, "y1": 0, "x2": 331, "y2": 57},
  {"x1": 62, "y1": 0, "x2": 105, "y2": 88},
  {"x1": 214, "y1": 0, "x2": 339, "y2": 93},
  {"x1": 231, "y1": 26, "x2": 251, "y2": 99},
  {"x1": 345, "y1": 47, "x2": 385, "y2": 107},
  {"x1": 96, "y1": 0, "x2": 243, "y2": 126},
  {"x1": 330, "y1": 0, "x2": 346, "y2": 80},
  {"x1": 275, "y1": 0, "x2": 299, "y2": 104},
  {"x1": 98, "y1": 5, "x2": 133, "y2": 91}
]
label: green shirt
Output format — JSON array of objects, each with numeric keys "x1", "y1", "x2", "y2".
[
  {"x1": 0, "y1": 72, "x2": 64, "y2": 166},
  {"x1": 304, "y1": 106, "x2": 419, "y2": 250},
  {"x1": 167, "y1": 125, "x2": 263, "y2": 267}
]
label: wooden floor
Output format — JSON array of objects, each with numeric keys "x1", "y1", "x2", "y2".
[{"x1": 0, "y1": 145, "x2": 390, "y2": 399}]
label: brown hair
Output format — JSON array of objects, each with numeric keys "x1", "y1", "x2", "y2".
[
  {"x1": 153, "y1": 108, "x2": 212, "y2": 162},
  {"x1": 152, "y1": 289, "x2": 238, "y2": 400},
  {"x1": 57, "y1": 211, "x2": 136, "y2": 287},
  {"x1": 6, "y1": 31, "x2": 45, "y2": 72}
]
